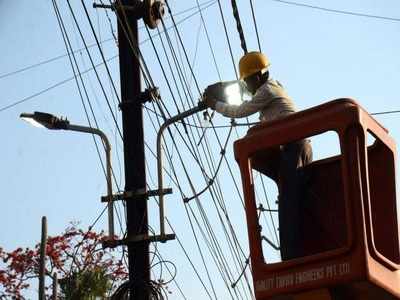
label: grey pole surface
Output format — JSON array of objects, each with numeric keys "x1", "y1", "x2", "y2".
[{"x1": 39, "y1": 216, "x2": 47, "y2": 300}]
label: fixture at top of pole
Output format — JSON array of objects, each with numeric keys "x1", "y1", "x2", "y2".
[
  {"x1": 143, "y1": 0, "x2": 165, "y2": 29},
  {"x1": 93, "y1": 0, "x2": 165, "y2": 29},
  {"x1": 20, "y1": 112, "x2": 69, "y2": 130},
  {"x1": 20, "y1": 111, "x2": 115, "y2": 239}
]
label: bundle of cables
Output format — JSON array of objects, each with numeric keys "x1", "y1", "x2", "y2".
[{"x1": 111, "y1": 279, "x2": 169, "y2": 300}]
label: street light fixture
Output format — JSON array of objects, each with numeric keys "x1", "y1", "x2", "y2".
[
  {"x1": 203, "y1": 80, "x2": 248, "y2": 106},
  {"x1": 20, "y1": 111, "x2": 115, "y2": 238}
]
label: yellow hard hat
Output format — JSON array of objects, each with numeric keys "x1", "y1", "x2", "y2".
[{"x1": 239, "y1": 51, "x2": 270, "y2": 80}]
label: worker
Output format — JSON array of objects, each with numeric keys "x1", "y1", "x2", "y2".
[{"x1": 203, "y1": 51, "x2": 312, "y2": 260}]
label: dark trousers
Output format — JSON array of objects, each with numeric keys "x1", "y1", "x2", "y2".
[{"x1": 252, "y1": 140, "x2": 313, "y2": 260}]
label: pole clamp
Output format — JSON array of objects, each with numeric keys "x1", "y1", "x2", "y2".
[
  {"x1": 101, "y1": 188, "x2": 172, "y2": 202},
  {"x1": 119, "y1": 87, "x2": 161, "y2": 110},
  {"x1": 93, "y1": 0, "x2": 165, "y2": 29},
  {"x1": 102, "y1": 233, "x2": 176, "y2": 248}
]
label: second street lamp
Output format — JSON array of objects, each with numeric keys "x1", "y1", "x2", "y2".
[{"x1": 20, "y1": 111, "x2": 115, "y2": 238}]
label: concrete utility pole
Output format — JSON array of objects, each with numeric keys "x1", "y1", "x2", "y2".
[
  {"x1": 117, "y1": 6, "x2": 149, "y2": 298},
  {"x1": 115, "y1": 1, "x2": 164, "y2": 299}
]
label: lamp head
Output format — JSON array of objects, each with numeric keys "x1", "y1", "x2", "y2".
[
  {"x1": 203, "y1": 80, "x2": 249, "y2": 106},
  {"x1": 20, "y1": 112, "x2": 69, "y2": 130}
]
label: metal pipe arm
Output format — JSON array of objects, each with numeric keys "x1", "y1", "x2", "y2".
[
  {"x1": 157, "y1": 103, "x2": 206, "y2": 238},
  {"x1": 66, "y1": 124, "x2": 114, "y2": 238}
]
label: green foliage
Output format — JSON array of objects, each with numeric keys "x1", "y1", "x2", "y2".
[{"x1": 59, "y1": 266, "x2": 112, "y2": 300}]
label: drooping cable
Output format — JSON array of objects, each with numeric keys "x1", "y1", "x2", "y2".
[
  {"x1": 230, "y1": 0, "x2": 248, "y2": 54},
  {"x1": 52, "y1": 0, "x2": 107, "y2": 184},
  {"x1": 0, "y1": 2, "x2": 218, "y2": 114},
  {"x1": 53, "y1": 0, "x2": 126, "y2": 236},
  {"x1": 195, "y1": 0, "x2": 222, "y2": 80},
  {"x1": 66, "y1": 0, "x2": 123, "y2": 139},
  {"x1": 148, "y1": 18, "x2": 252, "y2": 292},
  {"x1": 217, "y1": 0, "x2": 238, "y2": 79},
  {"x1": 80, "y1": 0, "x2": 121, "y2": 104},
  {"x1": 0, "y1": 0, "x2": 216, "y2": 81},
  {"x1": 155, "y1": 5, "x2": 253, "y2": 292}
]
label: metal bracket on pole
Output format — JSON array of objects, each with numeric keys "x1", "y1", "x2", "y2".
[
  {"x1": 101, "y1": 188, "x2": 172, "y2": 203},
  {"x1": 119, "y1": 87, "x2": 161, "y2": 110},
  {"x1": 257, "y1": 203, "x2": 278, "y2": 213},
  {"x1": 103, "y1": 233, "x2": 176, "y2": 248},
  {"x1": 101, "y1": 103, "x2": 208, "y2": 249},
  {"x1": 93, "y1": 0, "x2": 165, "y2": 29},
  {"x1": 93, "y1": 3, "x2": 114, "y2": 10}
]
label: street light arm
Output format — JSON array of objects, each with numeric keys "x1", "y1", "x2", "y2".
[
  {"x1": 66, "y1": 124, "x2": 114, "y2": 238},
  {"x1": 20, "y1": 112, "x2": 116, "y2": 239},
  {"x1": 157, "y1": 103, "x2": 206, "y2": 238},
  {"x1": 67, "y1": 124, "x2": 111, "y2": 153}
]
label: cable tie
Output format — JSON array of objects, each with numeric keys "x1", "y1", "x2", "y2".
[{"x1": 220, "y1": 149, "x2": 226, "y2": 155}]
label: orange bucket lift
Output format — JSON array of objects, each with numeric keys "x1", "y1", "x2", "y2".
[{"x1": 234, "y1": 99, "x2": 400, "y2": 300}]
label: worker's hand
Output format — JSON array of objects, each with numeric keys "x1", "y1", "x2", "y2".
[{"x1": 202, "y1": 93, "x2": 217, "y2": 110}]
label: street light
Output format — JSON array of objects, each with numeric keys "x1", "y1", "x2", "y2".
[
  {"x1": 203, "y1": 80, "x2": 248, "y2": 106},
  {"x1": 20, "y1": 111, "x2": 115, "y2": 238}
]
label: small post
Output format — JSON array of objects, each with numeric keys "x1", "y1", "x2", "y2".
[
  {"x1": 52, "y1": 272, "x2": 58, "y2": 300},
  {"x1": 39, "y1": 216, "x2": 47, "y2": 300}
]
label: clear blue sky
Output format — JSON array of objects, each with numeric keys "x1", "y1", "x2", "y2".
[{"x1": 1, "y1": 0, "x2": 399, "y2": 298}]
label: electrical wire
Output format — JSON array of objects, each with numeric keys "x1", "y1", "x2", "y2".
[
  {"x1": 66, "y1": 0, "x2": 123, "y2": 139},
  {"x1": 80, "y1": 0, "x2": 121, "y2": 104},
  {"x1": 52, "y1": 0, "x2": 126, "y2": 241},
  {"x1": 145, "y1": 13, "x2": 253, "y2": 292},
  {"x1": 98, "y1": 0, "x2": 118, "y2": 45},
  {"x1": 144, "y1": 75, "x2": 250, "y2": 298},
  {"x1": 7, "y1": 1, "x2": 257, "y2": 298},
  {"x1": 113, "y1": 4, "x2": 237, "y2": 297},
  {"x1": 216, "y1": 0, "x2": 238, "y2": 79},
  {"x1": 145, "y1": 129, "x2": 216, "y2": 299},
  {"x1": 157, "y1": 5, "x2": 255, "y2": 293},
  {"x1": 270, "y1": 0, "x2": 400, "y2": 22},
  {"x1": 0, "y1": 1, "x2": 218, "y2": 114},
  {"x1": 371, "y1": 110, "x2": 400, "y2": 116},
  {"x1": 52, "y1": 0, "x2": 117, "y2": 193},
  {"x1": 195, "y1": 0, "x2": 222, "y2": 80},
  {"x1": 0, "y1": 38, "x2": 115, "y2": 80},
  {"x1": 249, "y1": 0, "x2": 261, "y2": 52},
  {"x1": 163, "y1": 1, "x2": 202, "y2": 95},
  {"x1": 64, "y1": 0, "x2": 127, "y2": 234},
  {"x1": 148, "y1": 72, "x2": 252, "y2": 300},
  {"x1": 0, "y1": 0, "x2": 216, "y2": 81},
  {"x1": 183, "y1": 126, "x2": 232, "y2": 202}
]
